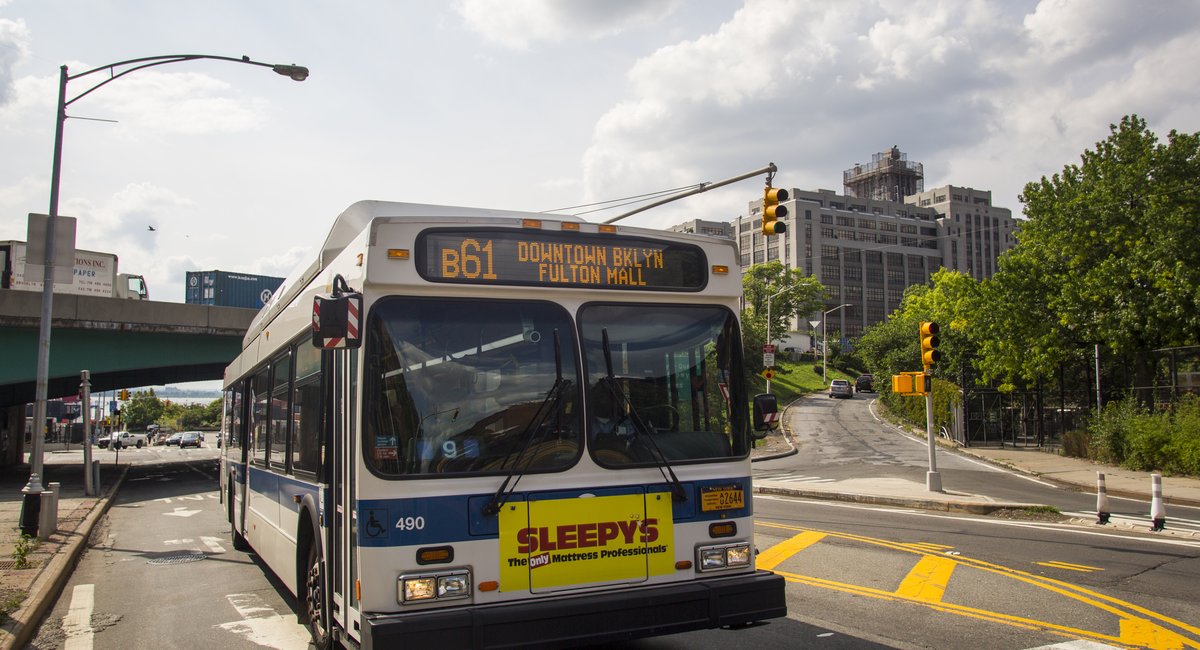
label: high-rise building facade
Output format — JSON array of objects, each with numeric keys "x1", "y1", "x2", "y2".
[
  {"x1": 729, "y1": 185, "x2": 1018, "y2": 342},
  {"x1": 733, "y1": 188, "x2": 943, "y2": 339},
  {"x1": 904, "y1": 185, "x2": 1017, "y2": 281}
]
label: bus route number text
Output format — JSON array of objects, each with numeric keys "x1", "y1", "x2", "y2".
[{"x1": 439, "y1": 237, "x2": 666, "y2": 287}]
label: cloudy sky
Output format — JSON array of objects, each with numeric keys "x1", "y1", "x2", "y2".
[{"x1": 2, "y1": 0, "x2": 1199, "y2": 304}]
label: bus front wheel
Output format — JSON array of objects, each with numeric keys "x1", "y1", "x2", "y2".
[{"x1": 305, "y1": 542, "x2": 332, "y2": 649}]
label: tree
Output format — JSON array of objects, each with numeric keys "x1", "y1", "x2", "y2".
[
  {"x1": 858, "y1": 269, "x2": 981, "y2": 387},
  {"x1": 740, "y1": 261, "x2": 825, "y2": 374},
  {"x1": 977, "y1": 115, "x2": 1200, "y2": 402},
  {"x1": 122, "y1": 389, "x2": 164, "y2": 430},
  {"x1": 857, "y1": 270, "x2": 978, "y2": 431}
]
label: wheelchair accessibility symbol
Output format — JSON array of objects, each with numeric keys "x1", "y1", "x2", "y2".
[{"x1": 364, "y1": 508, "x2": 388, "y2": 538}]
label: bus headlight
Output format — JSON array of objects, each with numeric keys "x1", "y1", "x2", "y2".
[
  {"x1": 696, "y1": 542, "x2": 752, "y2": 572},
  {"x1": 399, "y1": 569, "x2": 472, "y2": 604}
]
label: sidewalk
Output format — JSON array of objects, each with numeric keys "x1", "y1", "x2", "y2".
[
  {"x1": 0, "y1": 455, "x2": 127, "y2": 650},
  {"x1": 751, "y1": 398, "x2": 1200, "y2": 525}
]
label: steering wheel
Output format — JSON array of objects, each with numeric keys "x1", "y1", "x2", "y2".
[{"x1": 641, "y1": 404, "x2": 680, "y2": 432}]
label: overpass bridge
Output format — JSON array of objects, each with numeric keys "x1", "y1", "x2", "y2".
[{"x1": 0, "y1": 289, "x2": 257, "y2": 408}]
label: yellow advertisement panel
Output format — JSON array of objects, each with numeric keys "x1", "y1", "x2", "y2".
[{"x1": 498, "y1": 492, "x2": 675, "y2": 591}]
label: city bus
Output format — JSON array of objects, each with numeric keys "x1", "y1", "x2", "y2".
[{"x1": 220, "y1": 200, "x2": 786, "y2": 649}]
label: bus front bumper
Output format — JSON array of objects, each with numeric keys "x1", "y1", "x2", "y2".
[{"x1": 361, "y1": 570, "x2": 786, "y2": 650}]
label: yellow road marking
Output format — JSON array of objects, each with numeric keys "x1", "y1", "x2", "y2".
[
  {"x1": 756, "y1": 520, "x2": 1200, "y2": 648},
  {"x1": 757, "y1": 530, "x2": 826, "y2": 571},
  {"x1": 1036, "y1": 561, "x2": 1104, "y2": 573},
  {"x1": 901, "y1": 542, "x2": 955, "y2": 552},
  {"x1": 895, "y1": 555, "x2": 958, "y2": 602}
]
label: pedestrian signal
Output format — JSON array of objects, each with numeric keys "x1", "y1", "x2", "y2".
[
  {"x1": 762, "y1": 187, "x2": 788, "y2": 236},
  {"x1": 919, "y1": 321, "x2": 941, "y2": 369}
]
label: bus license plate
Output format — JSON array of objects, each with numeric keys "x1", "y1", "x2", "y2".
[{"x1": 700, "y1": 485, "x2": 744, "y2": 512}]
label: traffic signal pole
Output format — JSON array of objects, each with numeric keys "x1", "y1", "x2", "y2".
[
  {"x1": 920, "y1": 322, "x2": 943, "y2": 493},
  {"x1": 925, "y1": 384, "x2": 941, "y2": 492},
  {"x1": 604, "y1": 163, "x2": 781, "y2": 224}
]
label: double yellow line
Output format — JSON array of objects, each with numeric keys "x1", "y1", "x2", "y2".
[{"x1": 756, "y1": 521, "x2": 1199, "y2": 649}]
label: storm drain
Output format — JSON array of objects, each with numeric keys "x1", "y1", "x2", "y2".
[{"x1": 147, "y1": 551, "x2": 207, "y2": 565}]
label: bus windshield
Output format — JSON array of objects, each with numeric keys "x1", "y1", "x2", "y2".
[
  {"x1": 364, "y1": 298, "x2": 581, "y2": 477},
  {"x1": 580, "y1": 303, "x2": 748, "y2": 466}
]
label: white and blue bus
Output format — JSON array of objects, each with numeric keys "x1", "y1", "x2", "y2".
[{"x1": 220, "y1": 201, "x2": 786, "y2": 649}]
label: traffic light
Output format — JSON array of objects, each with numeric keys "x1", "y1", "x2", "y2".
[
  {"x1": 119, "y1": 389, "x2": 130, "y2": 400},
  {"x1": 762, "y1": 187, "x2": 789, "y2": 236},
  {"x1": 919, "y1": 321, "x2": 941, "y2": 369}
]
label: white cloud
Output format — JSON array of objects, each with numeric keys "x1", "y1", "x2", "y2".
[
  {"x1": 0, "y1": 16, "x2": 30, "y2": 105},
  {"x1": 456, "y1": 0, "x2": 684, "y2": 49},
  {"x1": 579, "y1": 0, "x2": 1200, "y2": 227}
]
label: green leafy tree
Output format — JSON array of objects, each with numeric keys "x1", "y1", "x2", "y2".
[
  {"x1": 122, "y1": 389, "x2": 163, "y2": 430},
  {"x1": 858, "y1": 269, "x2": 981, "y2": 386},
  {"x1": 740, "y1": 261, "x2": 825, "y2": 374},
  {"x1": 977, "y1": 115, "x2": 1200, "y2": 402}
]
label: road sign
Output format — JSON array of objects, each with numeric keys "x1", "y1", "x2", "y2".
[
  {"x1": 763, "y1": 352, "x2": 775, "y2": 367},
  {"x1": 762, "y1": 368, "x2": 775, "y2": 380},
  {"x1": 762, "y1": 344, "x2": 776, "y2": 353}
]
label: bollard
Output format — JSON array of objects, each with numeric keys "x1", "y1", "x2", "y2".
[
  {"x1": 1150, "y1": 473, "x2": 1166, "y2": 532},
  {"x1": 38, "y1": 491, "x2": 54, "y2": 541},
  {"x1": 18, "y1": 476, "x2": 42, "y2": 538},
  {"x1": 1096, "y1": 472, "x2": 1110, "y2": 524},
  {"x1": 92, "y1": 460, "x2": 101, "y2": 495},
  {"x1": 47, "y1": 482, "x2": 61, "y2": 533}
]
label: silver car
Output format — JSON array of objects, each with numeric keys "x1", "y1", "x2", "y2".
[{"x1": 828, "y1": 379, "x2": 853, "y2": 399}]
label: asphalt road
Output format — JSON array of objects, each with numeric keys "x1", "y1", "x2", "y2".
[
  {"x1": 756, "y1": 393, "x2": 1200, "y2": 531},
  {"x1": 25, "y1": 412, "x2": 1200, "y2": 649},
  {"x1": 28, "y1": 451, "x2": 314, "y2": 649}
]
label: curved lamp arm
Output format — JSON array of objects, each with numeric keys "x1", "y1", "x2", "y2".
[{"x1": 64, "y1": 54, "x2": 308, "y2": 108}]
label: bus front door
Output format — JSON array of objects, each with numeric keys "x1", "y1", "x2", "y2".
[{"x1": 330, "y1": 349, "x2": 361, "y2": 642}]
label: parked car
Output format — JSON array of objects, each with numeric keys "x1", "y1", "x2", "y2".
[
  {"x1": 164, "y1": 432, "x2": 184, "y2": 446},
  {"x1": 828, "y1": 379, "x2": 853, "y2": 399},
  {"x1": 179, "y1": 431, "x2": 203, "y2": 448},
  {"x1": 855, "y1": 374, "x2": 875, "y2": 393}
]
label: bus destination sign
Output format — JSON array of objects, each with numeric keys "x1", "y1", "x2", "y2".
[{"x1": 418, "y1": 229, "x2": 708, "y2": 290}]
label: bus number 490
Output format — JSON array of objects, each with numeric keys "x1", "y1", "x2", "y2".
[{"x1": 396, "y1": 516, "x2": 426, "y2": 531}]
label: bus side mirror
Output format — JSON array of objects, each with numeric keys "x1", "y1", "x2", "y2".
[
  {"x1": 752, "y1": 393, "x2": 779, "y2": 439},
  {"x1": 312, "y1": 291, "x2": 362, "y2": 350}
]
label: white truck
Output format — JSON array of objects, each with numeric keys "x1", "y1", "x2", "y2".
[
  {"x1": 98, "y1": 430, "x2": 148, "y2": 449},
  {"x1": 0, "y1": 240, "x2": 148, "y2": 299}
]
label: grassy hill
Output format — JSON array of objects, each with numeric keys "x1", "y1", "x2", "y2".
[{"x1": 747, "y1": 357, "x2": 860, "y2": 405}]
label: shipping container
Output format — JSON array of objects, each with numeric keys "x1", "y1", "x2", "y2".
[{"x1": 185, "y1": 270, "x2": 284, "y2": 310}]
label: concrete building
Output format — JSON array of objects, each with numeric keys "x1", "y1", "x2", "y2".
[
  {"x1": 729, "y1": 180, "x2": 1019, "y2": 345},
  {"x1": 905, "y1": 185, "x2": 1017, "y2": 281},
  {"x1": 844, "y1": 146, "x2": 925, "y2": 202},
  {"x1": 667, "y1": 219, "x2": 734, "y2": 238}
]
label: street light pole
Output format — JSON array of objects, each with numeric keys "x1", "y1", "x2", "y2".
[
  {"x1": 822, "y1": 303, "x2": 852, "y2": 384},
  {"x1": 764, "y1": 287, "x2": 794, "y2": 394},
  {"x1": 21, "y1": 53, "x2": 308, "y2": 523}
]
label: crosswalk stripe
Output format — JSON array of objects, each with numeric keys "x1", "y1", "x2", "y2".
[{"x1": 62, "y1": 584, "x2": 95, "y2": 650}]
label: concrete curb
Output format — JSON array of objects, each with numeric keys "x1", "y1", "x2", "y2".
[
  {"x1": 753, "y1": 485, "x2": 1047, "y2": 516},
  {"x1": 955, "y1": 452, "x2": 1200, "y2": 509},
  {"x1": 0, "y1": 464, "x2": 130, "y2": 650}
]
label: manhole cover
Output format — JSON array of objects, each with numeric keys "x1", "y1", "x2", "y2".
[{"x1": 147, "y1": 551, "x2": 207, "y2": 565}]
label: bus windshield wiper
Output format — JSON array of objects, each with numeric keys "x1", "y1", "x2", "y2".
[
  {"x1": 483, "y1": 330, "x2": 569, "y2": 517},
  {"x1": 600, "y1": 329, "x2": 687, "y2": 503}
]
